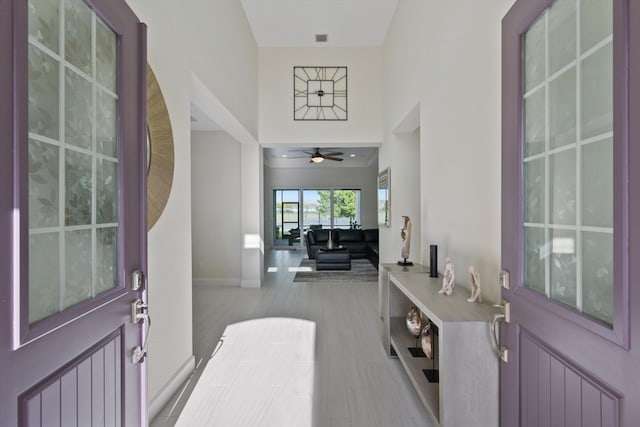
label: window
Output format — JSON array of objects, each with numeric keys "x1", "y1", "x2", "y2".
[{"x1": 273, "y1": 189, "x2": 362, "y2": 246}]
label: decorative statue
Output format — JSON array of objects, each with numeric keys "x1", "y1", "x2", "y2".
[
  {"x1": 421, "y1": 321, "x2": 433, "y2": 359},
  {"x1": 466, "y1": 266, "x2": 482, "y2": 303},
  {"x1": 398, "y1": 215, "x2": 413, "y2": 266},
  {"x1": 405, "y1": 307, "x2": 422, "y2": 338},
  {"x1": 439, "y1": 257, "x2": 455, "y2": 296}
]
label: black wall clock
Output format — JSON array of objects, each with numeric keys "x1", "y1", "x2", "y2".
[{"x1": 294, "y1": 66, "x2": 347, "y2": 121}]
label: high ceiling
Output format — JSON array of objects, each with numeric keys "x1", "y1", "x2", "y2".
[
  {"x1": 239, "y1": 0, "x2": 399, "y2": 47},
  {"x1": 192, "y1": 1, "x2": 391, "y2": 167}
]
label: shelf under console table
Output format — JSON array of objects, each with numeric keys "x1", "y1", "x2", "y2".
[{"x1": 385, "y1": 271, "x2": 499, "y2": 426}]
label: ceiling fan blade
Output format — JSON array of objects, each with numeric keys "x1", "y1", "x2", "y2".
[
  {"x1": 321, "y1": 151, "x2": 343, "y2": 157},
  {"x1": 324, "y1": 156, "x2": 343, "y2": 161}
]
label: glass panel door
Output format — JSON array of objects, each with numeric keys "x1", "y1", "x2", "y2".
[
  {"x1": 274, "y1": 190, "x2": 300, "y2": 246},
  {"x1": 522, "y1": 0, "x2": 613, "y2": 324}
]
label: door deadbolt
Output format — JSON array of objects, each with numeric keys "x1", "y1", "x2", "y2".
[{"x1": 132, "y1": 270, "x2": 145, "y2": 291}]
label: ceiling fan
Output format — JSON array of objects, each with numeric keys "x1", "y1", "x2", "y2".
[{"x1": 288, "y1": 148, "x2": 344, "y2": 163}]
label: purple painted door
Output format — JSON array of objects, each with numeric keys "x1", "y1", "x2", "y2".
[
  {"x1": 501, "y1": 0, "x2": 640, "y2": 425},
  {"x1": 0, "y1": 0, "x2": 147, "y2": 425}
]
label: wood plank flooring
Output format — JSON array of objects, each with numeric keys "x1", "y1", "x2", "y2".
[{"x1": 151, "y1": 249, "x2": 433, "y2": 426}]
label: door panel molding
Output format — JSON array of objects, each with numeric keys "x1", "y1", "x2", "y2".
[
  {"x1": 19, "y1": 329, "x2": 123, "y2": 426},
  {"x1": 519, "y1": 328, "x2": 620, "y2": 427}
]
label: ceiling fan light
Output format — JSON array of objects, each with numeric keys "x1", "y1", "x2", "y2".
[{"x1": 311, "y1": 156, "x2": 324, "y2": 163}]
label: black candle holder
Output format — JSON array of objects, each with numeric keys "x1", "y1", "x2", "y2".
[{"x1": 429, "y1": 244, "x2": 438, "y2": 277}]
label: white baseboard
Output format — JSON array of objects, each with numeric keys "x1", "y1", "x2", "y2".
[
  {"x1": 241, "y1": 279, "x2": 261, "y2": 288},
  {"x1": 193, "y1": 278, "x2": 241, "y2": 287},
  {"x1": 148, "y1": 355, "x2": 196, "y2": 422}
]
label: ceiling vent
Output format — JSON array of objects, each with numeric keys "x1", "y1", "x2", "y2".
[{"x1": 315, "y1": 34, "x2": 328, "y2": 43}]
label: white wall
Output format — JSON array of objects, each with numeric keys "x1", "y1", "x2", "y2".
[
  {"x1": 191, "y1": 131, "x2": 242, "y2": 286},
  {"x1": 259, "y1": 47, "x2": 383, "y2": 146},
  {"x1": 263, "y1": 163, "x2": 379, "y2": 247},
  {"x1": 386, "y1": 127, "x2": 422, "y2": 264},
  {"x1": 125, "y1": 0, "x2": 258, "y2": 416},
  {"x1": 381, "y1": 0, "x2": 514, "y2": 304}
]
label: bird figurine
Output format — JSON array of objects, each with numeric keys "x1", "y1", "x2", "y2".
[{"x1": 406, "y1": 307, "x2": 422, "y2": 338}]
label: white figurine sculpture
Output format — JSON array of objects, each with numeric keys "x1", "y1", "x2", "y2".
[
  {"x1": 398, "y1": 216, "x2": 413, "y2": 266},
  {"x1": 421, "y1": 321, "x2": 433, "y2": 359},
  {"x1": 439, "y1": 257, "x2": 455, "y2": 296},
  {"x1": 466, "y1": 266, "x2": 483, "y2": 303}
]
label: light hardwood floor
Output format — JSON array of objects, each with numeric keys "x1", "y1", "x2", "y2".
[{"x1": 151, "y1": 249, "x2": 433, "y2": 426}]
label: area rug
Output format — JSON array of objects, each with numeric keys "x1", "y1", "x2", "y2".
[{"x1": 293, "y1": 259, "x2": 378, "y2": 282}]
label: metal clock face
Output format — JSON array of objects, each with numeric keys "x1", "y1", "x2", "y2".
[{"x1": 294, "y1": 66, "x2": 347, "y2": 121}]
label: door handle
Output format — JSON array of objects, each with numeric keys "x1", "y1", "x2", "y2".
[
  {"x1": 131, "y1": 299, "x2": 149, "y2": 323},
  {"x1": 491, "y1": 301, "x2": 510, "y2": 363},
  {"x1": 131, "y1": 299, "x2": 151, "y2": 364}
]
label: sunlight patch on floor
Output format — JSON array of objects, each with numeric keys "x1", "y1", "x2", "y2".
[
  {"x1": 288, "y1": 266, "x2": 312, "y2": 273},
  {"x1": 267, "y1": 266, "x2": 278, "y2": 272},
  {"x1": 176, "y1": 317, "x2": 316, "y2": 427}
]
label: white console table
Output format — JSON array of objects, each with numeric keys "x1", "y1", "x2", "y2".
[{"x1": 381, "y1": 269, "x2": 499, "y2": 426}]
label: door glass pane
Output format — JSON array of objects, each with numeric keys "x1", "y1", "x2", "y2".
[
  {"x1": 28, "y1": 0, "x2": 60, "y2": 53},
  {"x1": 28, "y1": 0, "x2": 120, "y2": 324},
  {"x1": 29, "y1": 233, "x2": 60, "y2": 323},
  {"x1": 581, "y1": 138, "x2": 613, "y2": 228},
  {"x1": 28, "y1": 139, "x2": 59, "y2": 228},
  {"x1": 549, "y1": 229, "x2": 577, "y2": 309},
  {"x1": 523, "y1": 227, "x2": 546, "y2": 294},
  {"x1": 523, "y1": 89, "x2": 546, "y2": 157},
  {"x1": 28, "y1": 45, "x2": 59, "y2": 139},
  {"x1": 581, "y1": 42, "x2": 613, "y2": 139},
  {"x1": 523, "y1": 158, "x2": 545, "y2": 224},
  {"x1": 64, "y1": 0, "x2": 92, "y2": 75},
  {"x1": 523, "y1": 14, "x2": 545, "y2": 93},
  {"x1": 65, "y1": 69, "x2": 93, "y2": 149},
  {"x1": 521, "y1": 0, "x2": 613, "y2": 325},
  {"x1": 97, "y1": 90, "x2": 118, "y2": 157},
  {"x1": 64, "y1": 229, "x2": 92, "y2": 308},
  {"x1": 549, "y1": 68, "x2": 576, "y2": 149},
  {"x1": 548, "y1": 0, "x2": 576, "y2": 74},
  {"x1": 549, "y1": 149, "x2": 576, "y2": 225},
  {"x1": 582, "y1": 231, "x2": 613, "y2": 323},
  {"x1": 65, "y1": 150, "x2": 92, "y2": 225},
  {"x1": 96, "y1": 20, "x2": 117, "y2": 92},
  {"x1": 580, "y1": 0, "x2": 613, "y2": 53}
]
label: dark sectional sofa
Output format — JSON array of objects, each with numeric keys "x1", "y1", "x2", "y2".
[{"x1": 306, "y1": 228, "x2": 379, "y2": 267}]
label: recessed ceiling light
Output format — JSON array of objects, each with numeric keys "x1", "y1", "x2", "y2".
[
  {"x1": 315, "y1": 34, "x2": 328, "y2": 43},
  {"x1": 281, "y1": 154, "x2": 288, "y2": 158},
  {"x1": 350, "y1": 154, "x2": 356, "y2": 157}
]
